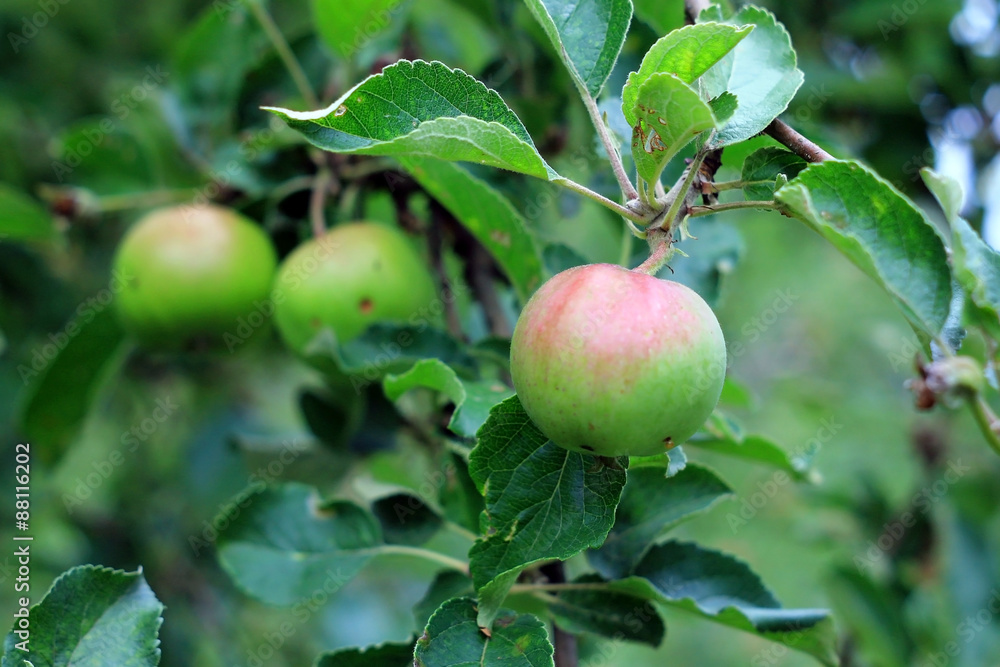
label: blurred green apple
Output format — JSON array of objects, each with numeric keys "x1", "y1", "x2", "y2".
[{"x1": 113, "y1": 204, "x2": 277, "y2": 352}]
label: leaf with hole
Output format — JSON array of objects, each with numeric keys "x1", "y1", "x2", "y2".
[
  {"x1": 622, "y1": 22, "x2": 752, "y2": 127},
  {"x1": 630, "y1": 72, "x2": 716, "y2": 185},
  {"x1": 413, "y1": 597, "x2": 553, "y2": 667}
]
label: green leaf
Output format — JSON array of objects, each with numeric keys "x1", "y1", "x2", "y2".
[
  {"x1": 468, "y1": 396, "x2": 627, "y2": 627},
  {"x1": 304, "y1": 322, "x2": 476, "y2": 389},
  {"x1": 523, "y1": 0, "x2": 633, "y2": 98},
  {"x1": 665, "y1": 445, "x2": 687, "y2": 477},
  {"x1": 383, "y1": 358, "x2": 513, "y2": 437},
  {"x1": 414, "y1": 597, "x2": 554, "y2": 667},
  {"x1": 398, "y1": 156, "x2": 545, "y2": 301},
  {"x1": 439, "y1": 452, "x2": 486, "y2": 534},
  {"x1": 709, "y1": 92, "x2": 739, "y2": 125},
  {"x1": 588, "y1": 464, "x2": 732, "y2": 579},
  {"x1": 824, "y1": 568, "x2": 909, "y2": 666},
  {"x1": 542, "y1": 243, "x2": 589, "y2": 276},
  {"x1": 172, "y1": 3, "x2": 265, "y2": 146},
  {"x1": 315, "y1": 640, "x2": 414, "y2": 667},
  {"x1": 951, "y1": 216, "x2": 1000, "y2": 339},
  {"x1": 548, "y1": 574, "x2": 665, "y2": 646},
  {"x1": 2, "y1": 565, "x2": 163, "y2": 667},
  {"x1": 232, "y1": 436, "x2": 357, "y2": 490},
  {"x1": 411, "y1": 0, "x2": 500, "y2": 75},
  {"x1": 687, "y1": 411, "x2": 816, "y2": 482},
  {"x1": 622, "y1": 22, "x2": 752, "y2": 127},
  {"x1": 610, "y1": 542, "x2": 838, "y2": 666},
  {"x1": 719, "y1": 375, "x2": 754, "y2": 408},
  {"x1": 19, "y1": 306, "x2": 128, "y2": 466},
  {"x1": 630, "y1": 73, "x2": 716, "y2": 185},
  {"x1": 776, "y1": 160, "x2": 953, "y2": 337},
  {"x1": 372, "y1": 492, "x2": 444, "y2": 546},
  {"x1": 216, "y1": 483, "x2": 383, "y2": 606},
  {"x1": 312, "y1": 0, "x2": 402, "y2": 59},
  {"x1": 413, "y1": 570, "x2": 474, "y2": 628},
  {"x1": 299, "y1": 387, "x2": 363, "y2": 451},
  {"x1": 699, "y1": 6, "x2": 804, "y2": 147},
  {"x1": 919, "y1": 169, "x2": 991, "y2": 342},
  {"x1": 266, "y1": 60, "x2": 554, "y2": 180},
  {"x1": 0, "y1": 184, "x2": 57, "y2": 241},
  {"x1": 741, "y1": 147, "x2": 807, "y2": 201},
  {"x1": 920, "y1": 167, "x2": 965, "y2": 225},
  {"x1": 631, "y1": 0, "x2": 684, "y2": 35}
]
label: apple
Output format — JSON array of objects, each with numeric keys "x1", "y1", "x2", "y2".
[
  {"x1": 510, "y1": 263, "x2": 726, "y2": 457},
  {"x1": 113, "y1": 204, "x2": 278, "y2": 351},
  {"x1": 272, "y1": 222, "x2": 438, "y2": 360}
]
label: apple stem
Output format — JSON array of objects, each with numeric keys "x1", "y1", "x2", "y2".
[{"x1": 633, "y1": 229, "x2": 674, "y2": 275}]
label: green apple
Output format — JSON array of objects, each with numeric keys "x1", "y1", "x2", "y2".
[
  {"x1": 272, "y1": 222, "x2": 438, "y2": 360},
  {"x1": 112, "y1": 204, "x2": 278, "y2": 351},
  {"x1": 510, "y1": 263, "x2": 727, "y2": 457}
]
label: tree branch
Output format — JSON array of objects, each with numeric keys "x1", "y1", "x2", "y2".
[
  {"x1": 469, "y1": 244, "x2": 511, "y2": 338},
  {"x1": 428, "y1": 204, "x2": 465, "y2": 340},
  {"x1": 764, "y1": 119, "x2": 834, "y2": 163},
  {"x1": 684, "y1": 0, "x2": 833, "y2": 170},
  {"x1": 539, "y1": 562, "x2": 579, "y2": 667}
]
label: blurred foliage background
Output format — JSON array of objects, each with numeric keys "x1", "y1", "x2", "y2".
[{"x1": 2, "y1": 0, "x2": 1000, "y2": 665}]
